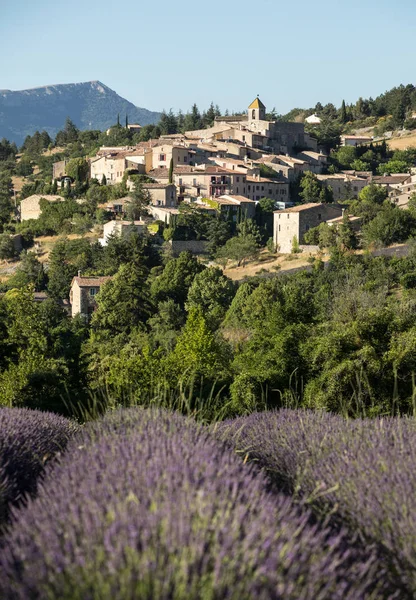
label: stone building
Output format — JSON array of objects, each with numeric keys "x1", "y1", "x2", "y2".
[
  {"x1": 19, "y1": 194, "x2": 63, "y2": 221},
  {"x1": 273, "y1": 203, "x2": 343, "y2": 253},
  {"x1": 69, "y1": 275, "x2": 111, "y2": 319},
  {"x1": 99, "y1": 220, "x2": 146, "y2": 246}
]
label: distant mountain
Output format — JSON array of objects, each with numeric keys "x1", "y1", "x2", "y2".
[{"x1": 0, "y1": 81, "x2": 161, "y2": 146}]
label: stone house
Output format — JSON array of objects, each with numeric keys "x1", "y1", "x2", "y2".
[
  {"x1": 90, "y1": 149, "x2": 151, "y2": 183},
  {"x1": 246, "y1": 175, "x2": 289, "y2": 202},
  {"x1": 174, "y1": 166, "x2": 247, "y2": 202},
  {"x1": 99, "y1": 220, "x2": 146, "y2": 246},
  {"x1": 20, "y1": 194, "x2": 64, "y2": 221},
  {"x1": 316, "y1": 174, "x2": 368, "y2": 201},
  {"x1": 69, "y1": 275, "x2": 111, "y2": 318},
  {"x1": 341, "y1": 135, "x2": 373, "y2": 147},
  {"x1": 273, "y1": 203, "x2": 343, "y2": 253},
  {"x1": 141, "y1": 183, "x2": 177, "y2": 207},
  {"x1": 151, "y1": 145, "x2": 194, "y2": 170},
  {"x1": 52, "y1": 160, "x2": 69, "y2": 182},
  {"x1": 210, "y1": 195, "x2": 256, "y2": 221}
]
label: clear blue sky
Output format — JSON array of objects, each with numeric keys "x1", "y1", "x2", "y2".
[{"x1": 1, "y1": 0, "x2": 415, "y2": 115}]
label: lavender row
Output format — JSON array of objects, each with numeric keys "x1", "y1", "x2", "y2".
[
  {"x1": 215, "y1": 409, "x2": 416, "y2": 597},
  {"x1": 0, "y1": 407, "x2": 78, "y2": 527},
  {"x1": 0, "y1": 408, "x2": 387, "y2": 599}
]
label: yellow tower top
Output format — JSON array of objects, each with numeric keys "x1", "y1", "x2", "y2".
[{"x1": 248, "y1": 97, "x2": 266, "y2": 109}]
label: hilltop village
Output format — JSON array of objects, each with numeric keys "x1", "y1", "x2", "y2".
[{"x1": 15, "y1": 96, "x2": 416, "y2": 294}]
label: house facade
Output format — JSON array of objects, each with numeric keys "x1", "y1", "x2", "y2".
[
  {"x1": 273, "y1": 203, "x2": 343, "y2": 253},
  {"x1": 99, "y1": 220, "x2": 146, "y2": 246},
  {"x1": 70, "y1": 276, "x2": 111, "y2": 318}
]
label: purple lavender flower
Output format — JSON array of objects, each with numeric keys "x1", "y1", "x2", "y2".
[
  {"x1": 0, "y1": 407, "x2": 77, "y2": 527},
  {"x1": 0, "y1": 408, "x2": 386, "y2": 599}
]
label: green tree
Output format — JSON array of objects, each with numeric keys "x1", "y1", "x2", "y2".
[
  {"x1": 8, "y1": 252, "x2": 47, "y2": 290},
  {"x1": 216, "y1": 235, "x2": 259, "y2": 267},
  {"x1": 127, "y1": 181, "x2": 151, "y2": 220},
  {"x1": 150, "y1": 251, "x2": 204, "y2": 307},
  {"x1": 186, "y1": 267, "x2": 236, "y2": 329},
  {"x1": 340, "y1": 100, "x2": 348, "y2": 124},
  {"x1": 299, "y1": 171, "x2": 322, "y2": 203},
  {"x1": 66, "y1": 157, "x2": 89, "y2": 182},
  {"x1": 0, "y1": 234, "x2": 16, "y2": 260},
  {"x1": 91, "y1": 262, "x2": 154, "y2": 338}
]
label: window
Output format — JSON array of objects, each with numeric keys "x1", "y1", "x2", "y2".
[
  {"x1": 279, "y1": 224, "x2": 281, "y2": 231},
  {"x1": 252, "y1": 109, "x2": 256, "y2": 119},
  {"x1": 89, "y1": 287, "x2": 98, "y2": 297},
  {"x1": 248, "y1": 185, "x2": 251, "y2": 191},
  {"x1": 159, "y1": 154, "x2": 166, "y2": 161},
  {"x1": 256, "y1": 185, "x2": 259, "y2": 191},
  {"x1": 242, "y1": 135, "x2": 246, "y2": 141},
  {"x1": 261, "y1": 186, "x2": 264, "y2": 191},
  {"x1": 268, "y1": 189, "x2": 272, "y2": 195},
  {"x1": 243, "y1": 177, "x2": 246, "y2": 182},
  {"x1": 287, "y1": 214, "x2": 290, "y2": 219},
  {"x1": 318, "y1": 213, "x2": 322, "y2": 220},
  {"x1": 236, "y1": 176, "x2": 240, "y2": 182},
  {"x1": 178, "y1": 156, "x2": 181, "y2": 162},
  {"x1": 237, "y1": 188, "x2": 239, "y2": 194},
  {"x1": 184, "y1": 156, "x2": 187, "y2": 163}
]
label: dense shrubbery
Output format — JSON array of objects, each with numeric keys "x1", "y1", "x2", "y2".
[
  {"x1": 216, "y1": 409, "x2": 416, "y2": 597},
  {"x1": 0, "y1": 408, "x2": 387, "y2": 599},
  {"x1": 0, "y1": 408, "x2": 77, "y2": 527}
]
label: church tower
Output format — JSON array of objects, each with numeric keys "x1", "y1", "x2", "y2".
[{"x1": 248, "y1": 96, "x2": 266, "y2": 121}]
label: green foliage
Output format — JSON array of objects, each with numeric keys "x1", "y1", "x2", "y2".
[
  {"x1": 186, "y1": 267, "x2": 236, "y2": 329},
  {"x1": 91, "y1": 263, "x2": 153, "y2": 338},
  {"x1": 215, "y1": 235, "x2": 259, "y2": 267},
  {"x1": 377, "y1": 160, "x2": 409, "y2": 175},
  {"x1": 0, "y1": 234, "x2": 17, "y2": 260},
  {"x1": 150, "y1": 251, "x2": 205, "y2": 307},
  {"x1": 299, "y1": 171, "x2": 322, "y2": 203},
  {"x1": 66, "y1": 157, "x2": 89, "y2": 182}
]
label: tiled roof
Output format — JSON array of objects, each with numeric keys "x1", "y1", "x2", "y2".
[
  {"x1": 274, "y1": 202, "x2": 327, "y2": 213},
  {"x1": 247, "y1": 176, "x2": 286, "y2": 184},
  {"x1": 142, "y1": 183, "x2": 173, "y2": 188},
  {"x1": 72, "y1": 276, "x2": 111, "y2": 288},
  {"x1": 148, "y1": 168, "x2": 170, "y2": 179},
  {"x1": 21, "y1": 194, "x2": 63, "y2": 203},
  {"x1": 372, "y1": 175, "x2": 410, "y2": 184}
]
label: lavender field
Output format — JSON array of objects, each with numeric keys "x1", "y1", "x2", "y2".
[{"x1": 0, "y1": 407, "x2": 414, "y2": 598}]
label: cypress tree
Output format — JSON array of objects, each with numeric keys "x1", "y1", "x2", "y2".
[
  {"x1": 340, "y1": 100, "x2": 347, "y2": 124},
  {"x1": 168, "y1": 158, "x2": 174, "y2": 184}
]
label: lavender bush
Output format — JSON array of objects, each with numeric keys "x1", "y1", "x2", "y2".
[
  {"x1": 215, "y1": 409, "x2": 416, "y2": 597},
  {"x1": 0, "y1": 407, "x2": 77, "y2": 527},
  {"x1": 0, "y1": 408, "x2": 386, "y2": 599}
]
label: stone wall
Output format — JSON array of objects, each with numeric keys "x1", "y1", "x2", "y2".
[{"x1": 169, "y1": 240, "x2": 208, "y2": 256}]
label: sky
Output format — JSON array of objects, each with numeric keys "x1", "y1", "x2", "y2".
[{"x1": 1, "y1": 0, "x2": 415, "y2": 115}]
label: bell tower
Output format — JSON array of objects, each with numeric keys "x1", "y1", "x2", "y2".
[{"x1": 248, "y1": 96, "x2": 266, "y2": 121}]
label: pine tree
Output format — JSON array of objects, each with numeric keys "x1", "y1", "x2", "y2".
[{"x1": 125, "y1": 114, "x2": 129, "y2": 129}]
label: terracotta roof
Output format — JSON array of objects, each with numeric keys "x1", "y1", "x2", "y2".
[
  {"x1": 142, "y1": 183, "x2": 173, "y2": 189},
  {"x1": 274, "y1": 202, "x2": 329, "y2": 213},
  {"x1": 148, "y1": 168, "x2": 170, "y2": 179},
  {"x1": 174, "y1": 166, "x2": 237, "y2": 175},
  {"x1": 217, "y1": 194, "x2": 255, "y2": 204},
  {"x1": 21, "y1": 194, "x2": 63, "y2": 203},
  {"x1": 72, "y1": 276, "x2": 111, "y2": 288},
  {"x1": 247, "y1": 176, "x2": 286, "y2": 184},
  {"x1": 248, "y1": 97, "x2": 266, "y2": 110},
  {"x1": 372, "y1": 175, "x2": 410, "y2": 184}
]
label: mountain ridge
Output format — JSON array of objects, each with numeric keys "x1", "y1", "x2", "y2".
[{"x1": 0, "y1": 81, "x2": 161, "y2": 145}]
